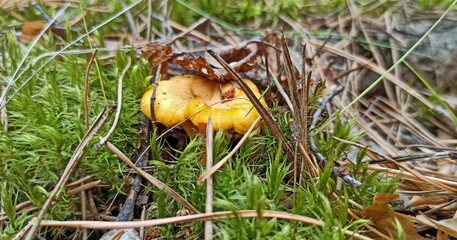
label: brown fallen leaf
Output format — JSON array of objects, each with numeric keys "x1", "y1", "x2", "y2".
[
  {"x1": 141, "y1": 44, "x2": 172, "y2": 75},
  {"x1": 410, "y1": 196, "x2": 447, "y2": 208},
  {"x1": 141, "y1": 42, "x2": 260, "y2": 81},
  {"x1": 354, "y1": 193, "x2": 427, "y2": 240},
  {"x1": 19, "y1": 21, "x2": 67, "y2": 44}
]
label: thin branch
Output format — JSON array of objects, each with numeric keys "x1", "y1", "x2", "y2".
[
  {"x1": 149, "y1": 64, "x2": 161, "y2": 130},
  {"x1": 205, "y1": 116, "x2": 214, "y2": 240}
]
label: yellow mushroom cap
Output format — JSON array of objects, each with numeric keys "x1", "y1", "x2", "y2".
[{"x1": 140, "y1": 75, "x2": 266, "y2": 135}]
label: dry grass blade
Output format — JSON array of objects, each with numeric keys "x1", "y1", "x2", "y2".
[
  {"x1": 95, "y1": 58, "x2": 132, "y2": 149},
  {"x1": 67, "y1": 181, "x2": 101, "y2": 196},
  {"x1": 105, "y1": 142, "x2": 200, "y2": 214},
  {"x1": 197, "y1": 116, "x2": 261, "y2": 184},
  {"x1": 206, "y1": 49, "x2": 295, "y2": 161},
  {"x1": 205, "y1": 115, "x2": 213, "y2": 240},
  {"x1": 40, "y1": 210, "x2": 372, "y2": 240},
  {"x1": 334, "y1": 137, "x2": 457, "y2": 194},
  {"x1": 280, "y1": 29, "x2": 303, "y2": 132}
]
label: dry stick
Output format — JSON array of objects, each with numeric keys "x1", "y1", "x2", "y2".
[
  {"x1": 67, "y1": 181, "x2": 101, "y2": 196},
  {"x1": 423, "y1": 198, "x2": 457, "y2": 215},
  {"x1": 105, "y1": 142, "x2": 200, "y2": 214},
  {"x1": 84, "y1": 49, "x2": 98, "y2": 130},
  {"x1": 80, "y1": 184, "x2": 88, "y2": 240},
  {"x1": 369, "y1": 152, "x2": 453, "y2": 164},
  {"x1": 149, "y1": 64, "x2": 162, "y2": 130},
  {"x1": 206, "y1": 49, "x2": 295, "y2": 161},
  {"x1": 333, "y1": 137, "x2": 457, "y2": 194},
  {"x1": 95, "y1": 58, "x2": 132, "y2": 150},
  {"x1": 308, "y1": 85, "x2": 362, "y2": 187},
  {"x1": 205, "y1": 116, "x2": 214, "y2": 240},
  {"x1": 21, "y1": 105, "x2": 112, "y2": 240},
  {"x1": 66, "y1": 175, "x2": 93, "y2": 188},
  {"x1": 198, "y1": 116, "x2": 262, "y2": 184},
  {"x1": 40, "y1": 210, "x2": 373, "y2": 240}
]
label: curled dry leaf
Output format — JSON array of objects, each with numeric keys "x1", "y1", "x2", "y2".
[
  {"x1": 141, "y1": 44, "x2": 172, "y2": 75},
  {"x1": 141, "y1": 42, "x2": 260, "y2": 81},
  {"x1": 354, "y1": 193, "x2": 427, "y2": 240}
]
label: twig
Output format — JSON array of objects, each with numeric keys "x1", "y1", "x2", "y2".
[
  {"x1": 205, "y1": 116, "x2": 214, "y2": 240},
  {"x1": 84, "y1": 49, "x2": 98, "y2": 130},
  {"x1": 105, "y1": 142, "x2": 200, "y2": 214},
  {"x1": 21, "y1": 105, "x2": 113, "y2": 240},
  {"x1": 80, "y1": 183, "x2": 88, "y2": 240},
  {"x1": 149, "y1": 64, "x2": 161, "y2": 130},
  {"x1": 40, "y1": 210, "x2": 372, "y2": 240},
  {"x1": 197, "y1": 116, "x2": 261, "y2": 184},
  {"x1": 369, "y1": 152, "x2": 453, "y2": 164},
  {"x1": 95, "y1": 58, "x2": 132, "y2": 150},
  {"x1": 423, "y1": 198, "x2": 457, "y2": 215},
  {"x1": 207, "y1": 49, "x2": 295, "y2": 161},
  {"x1": 308, "y1": 85, "x2": 362, "y2": 187},
  {"x1": 67, "y1": 181, "x2": 101, "y2": 196}
]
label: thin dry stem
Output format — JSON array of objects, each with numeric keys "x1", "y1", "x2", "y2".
[
  {"x1": 84, "y1": 49, "x2": 98, "y2": 130},
  {"x1": 205, "y1": 116, "x2": 214, "y2": 240}
]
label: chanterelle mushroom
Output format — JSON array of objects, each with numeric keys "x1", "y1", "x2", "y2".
[{"x1": 141, "y1": 75, "x2": 266, "y2": 136}]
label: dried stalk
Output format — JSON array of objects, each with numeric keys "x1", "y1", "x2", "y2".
[
  {"x1": 40, "y1": 210, "x2": 372, "y2": 240},
  {"x1": 205, "y1": 116, "x2": 214, "y2": 240},
  {"x1": 84, "y1": 49, "x2": 98, "y2": 130}
]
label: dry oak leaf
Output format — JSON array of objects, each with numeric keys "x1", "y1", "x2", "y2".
[{"x1": 355, "y1": 193, "x2": 427, "y2": 240}]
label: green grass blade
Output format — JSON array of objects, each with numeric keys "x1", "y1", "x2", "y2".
[{"x1": 403, "y1": 60, "x2": 457, "y2": 126}]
